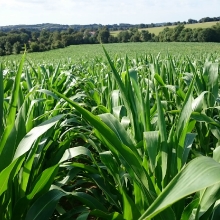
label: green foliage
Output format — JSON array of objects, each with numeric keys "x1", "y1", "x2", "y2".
[
  {"x1": 1, "y1": 21, "x2": 220, "y2": 57},
  {"x1": 1, "y1": 45, "x2": 220, "y2": 219},
  {"x1": 98, "y1": 27, "x2": 110, "y2": 43}
]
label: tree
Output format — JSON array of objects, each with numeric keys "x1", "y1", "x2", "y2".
[
  {"x1": 51, "y1": 31, "x2": 61, "y2": 42},
  {"x1": 20, "y1": 33, "x2": 29, "y2": 44},
  {"x1": 0, "y1": 32, "x2": 6, "y2": 37},
  {"x1": 72, "y1": 32, "x2": 84, "y2": 44},
  {"x1": 140, "y1": 30, "x2": 152, "y2": 42},
  {"x1": 97, "y1": 27, "x2": 110, "y2": 43},
  {"x1": 61, "y1": 34, "x2": 73, "y2": 47},
  {"x1": 108, "y1": 35, "x2": 118, "y2": 43},
  {"x1": 188, "y1": 19, "x2": 197, "y2": 24},
  {"x1": 83, "y1": 30, "x2": 92, "y2": 43},
  {"x1": 118, "y1": 31, "x2": 131, "y2": 43},
  {"x1": 192, "y1": 28, "x2": 203, "y2": 42},
  {"x1": 199, "y1": 17, "x2": 212, "y2": 23},
  {"x1": 170, "y1": 24, "x2": 185, "y2": 41},
  {"x1": 130, "y1": 31, "x2": 141, "y2": 42},
  {"x1": 6, "y1": 34, "x2": 20, "y2": 45},
  {"x1": 5, "y1": 41, "x2": 12, "y2": 55},
  {"x1": 212, "y1": 23, "x2": 220, "y2": 42},
  {"x1": 158, "y1": 27, "x2": 173, "y2": 42},
  {"x1": 139, "y1": 23, "x2": 146, "y2": 28},
  {"x1": 51, "y1": 40, "x2": 63, "y2": 49},
  {"x1": 67, "y1": 28, "x2": 75, "y2": 34},
  {"x1": 129, "y1": 27, "x2": 138, "y2": 35},
  {"x1": 13, "y1": 41, "x2": 22, "y2": 54},
  {"x1": 0, "y1": 48, "x2": 5, "y2": 56},
  {"x1": 198, "y1": 28, "x2": 218, "y2": 42},
  {"x1": 31, "y1": 31, "x2": 40, "y2": 41},
  {"x1": 30, "y1": 42, "x2": 39, "y2": 52},
  {"x1": 178, "y1": 28, "x2": 193, "y2": 42},
  {"x1": 166, "y1": 22, "x2": 172, "y2": 26},
  {"x1": 39, "y1": 29, "x2": 50, "y2": 43}
]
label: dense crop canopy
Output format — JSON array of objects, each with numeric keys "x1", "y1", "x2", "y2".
[{"x1": 0, "y1": 45, "x2": 220, "y2": 219}]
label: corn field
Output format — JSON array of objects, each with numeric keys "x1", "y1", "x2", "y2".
[{"x1": 1, "y1": 47, "x2": 220, "y2": 220}]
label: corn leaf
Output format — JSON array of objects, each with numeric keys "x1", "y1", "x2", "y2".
[{"x1": 139, "y1": 156, "x2": 220, "y2": 220}]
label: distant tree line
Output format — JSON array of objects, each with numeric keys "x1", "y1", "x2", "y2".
[
  {"x1": 156, "y1": 23, "x2": 220, "y2": 42},
  {"x1": 0, "y1": 26, "x2": 155, "y2": 55},
  {"x1": 0, "y1": 28, "x2": 98, "y2": 55},
  {"x1": 1, "y1": 16, "x2": 220, "y2": 33},
  {"x1": 0, "y1": 23, "x2": 220, "y2": 56}
]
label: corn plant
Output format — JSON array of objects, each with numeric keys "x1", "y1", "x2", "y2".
[
  {"x1": 51, "y1": 48, "x2": 220, "y2": 220},
  {"x1": 1, "y1": 47, "x2": 220, "y2": 220}
]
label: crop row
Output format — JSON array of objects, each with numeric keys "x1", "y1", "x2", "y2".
[{"x1": 0, "y1": 48, "x2": 220, "y2": 219}]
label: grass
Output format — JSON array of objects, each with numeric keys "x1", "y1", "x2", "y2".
[
  {"x1": 1, "y1": 42, "x2": 220, "y2": 64},
  {"x1": 111, "y1": 21, "x2": 220, "y2": 36}
]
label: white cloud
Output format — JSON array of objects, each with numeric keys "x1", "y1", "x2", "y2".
[{"x1": 0, "y1": 0, "x2": 219, "y2": 25}]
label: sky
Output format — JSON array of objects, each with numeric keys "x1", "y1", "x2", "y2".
[{"x1": 0, "y1": 0, "x2": 219, "y2": 26}]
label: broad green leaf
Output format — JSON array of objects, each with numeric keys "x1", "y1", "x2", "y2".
[
  {"x1": 25, "y1": 98, "x2": 46, "y2": 132},
  {"x1": 182, "y1": 133, "x2": 197, "y2": 165},
  {"x1": 100, "y1": 151, "x2": 121, "y2": 184},
  {"x1": 111, "y1": 90, "x2": 120, "y2": 108},
  {"x1": 176, "y1": 75, "x2": 194, "y2": 170},
  {"x1": 154, "y1": 73, "x2": 165, "y2": 86},
  {"x1": 3, "y1": 78, "x2": 14, "y2": 93},
  {"x1": 59, "y1": 146, "x2": 92, "y2": 164},
  {"x1": 25, "y1": 67, "x2": 33, "y2": 91},
  {"x1": 212, "y1": 200, "x2": 220, "y2": 220},
  {"x1": 0, "y1": 98, "x2": 27, "y2": 171},
  {"x1": 192, "y1": 91, "x2": 208, "y2": 112},
  {"x1": 155, "y1": 89, "x2": 167, "y2": 181},
  {"x1": 144, "y1": 82, "x2": 151, "y2": 131},
  {"x1": 76, "y1": 212, "x2": 90, "y2": 220},
  {"x1": 99, "y1": 113, "x2": 136, "y2": 148},
  {"x1": 121, "y1": 188, "x2": 141, "y2": 220},
  {"x1": 191, "y1": 112, "x2": 220, "y2": 128},
  {"x1": 176, "y1": 75, "x2": 194, "y2": 139},
  {"x1": 93, "y1": 90, "x2": 101, "y2": 105},
  {"x1": 88, "y1": 173, "x2": 120, "y2": 209},
  {"x1": 112, "y1": 105, "x2": 127, "y2": 121},
  {"x1": 143, "y1": 131, "x2": 159, "y2": 172},
  {"x1": 71, "y1": 162, "x2": 98, "y2": 174},
  {"x1": 51, "y1": 63, "x2": 60, "y2": 86},
  {"x1": 25, "y1": 189, "x2": 65, "y2": 220},
  {"x1": 196, "y1": 183, "x2": 220, "y2": 219},
  {"x1": 73, "y1": 192, "x2": 108, "y2": 212},
  {"x1": 0, "y1": 156, "x2": 25, "y2": 196},
  {"x1": 103, "y1": 47, "x2": 141, "y2": 142},
  {"x1": 37, "y1": 89, "x2": 59, "y2": 100},
  {"x1": 51, "y1": 185, "x2": 108, "y2": 212},
  {"x1": 180, "y1": 198, "x2": 199, "y2": 220},
  {"x1": 0, "y1": 54, "x2": 25, "y2": 154},
  {"x1": 102, "y1": 47, "x2": 131, "y2": 115},
  {"x1": 27, "y1": 165, "x2": 59, "y2": 200},
  {"x1": 17, "y1": 136, "x2": 38, "y2": 196},
  {"x1": 100, "y1": 151, "x2": 141, "y2": 214},
  {"x1": 203, "y1": 62, "x2": 219, "y2": 107},
  {"x1": 213, "y1": 146, "x2": 220, "y2": 163},
  {"x1": 0, "y1": 64, "x2": 3, "y2": 136},
  {"x1": 52, "y1": 89, "x2": 155, "y2": 205},
  {"x1": 139, "y1": 157, "x2": 220, "y2": 220},
  {"x1": 13, "y1": 114, "x2": 64, "y2": 160},
  {"x1": 129, "y1": 69, "x2": 147, "y2": 132}
]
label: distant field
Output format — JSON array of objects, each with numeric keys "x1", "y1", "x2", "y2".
[
  {"x1": 1, "y1": 42, "x2": 220, "y2": 64},
  {"x1": 111, "y1": 21, "x2": 220, "y2": 36}
]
